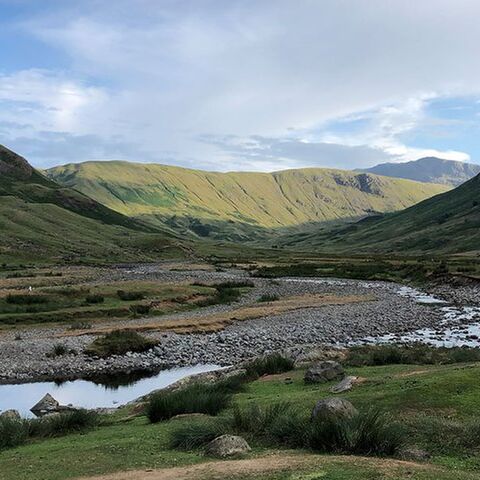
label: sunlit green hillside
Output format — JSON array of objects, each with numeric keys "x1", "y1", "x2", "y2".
[{"x1": 47, "y1": 161, "x2": 449, "y2": 240}]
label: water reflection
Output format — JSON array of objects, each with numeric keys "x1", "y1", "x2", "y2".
[{"x1": 0, "y1": 364, "x2": 222, "y2": 418}]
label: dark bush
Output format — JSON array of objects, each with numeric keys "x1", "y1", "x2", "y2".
[
  {"x1": 117, "y1": 290, "x2": 145, "y2": 301},
  {"x1": 6, "y1": 294, "x2": 48, "y2": 305},
  {"x1": 84, "y1": 330, "x2": 156, "y2": 357},
  {"x1": 85, "y1": 294, "x2": 104, "y2": 304}
]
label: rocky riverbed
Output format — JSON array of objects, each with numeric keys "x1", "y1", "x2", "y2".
[{"x1": 1, "y1": 265, "x2": 479, "y2": 383}]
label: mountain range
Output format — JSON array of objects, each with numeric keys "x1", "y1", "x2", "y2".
[
  {"x1": 2, "y1": 144, "x2": 479, "y2": 259},
  {"x1": 360, "y1": 156, "x2": 480, "y2": 186},
  {"x1": 46, "y1": 161, "x2": 448, "y2": 242}
]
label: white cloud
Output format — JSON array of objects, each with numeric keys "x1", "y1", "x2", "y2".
[{"x1": 3, "y1": 0, "x2": 480, "y2": 168}]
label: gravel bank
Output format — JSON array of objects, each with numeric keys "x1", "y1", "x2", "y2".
[{"x1": 0, "y1": 267, "x2": 472, "y2": 383}]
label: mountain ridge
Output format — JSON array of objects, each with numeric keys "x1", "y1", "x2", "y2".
[
  {"x1": 359, "y1": 156, "x2": 480, "y2": 186},
  {"x1": 46, "y1": 160, "x2": 449, "y2": 241}
]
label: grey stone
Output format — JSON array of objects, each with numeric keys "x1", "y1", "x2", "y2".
[
  {"x1": 30, "y1": 393, "x2": 60, "y2": 416},
  {"x1": 330, "y1": 375, "x2": 358, "y2": 393},
  {"x1": 205, "y1": 435, "x2": 251, "y2": 458},
  {"x1": 399, "y1": 447, "x2": 431, "y2": 461},
  {"x1": 304, "y1": 361, "x2": 344, "y2": 384},
  {"x1": 311, "y1": 397, "x2": 358, "y2": 420},
  {"x1": 0, "y1": 409, "x2": 21, "y2": 420}
]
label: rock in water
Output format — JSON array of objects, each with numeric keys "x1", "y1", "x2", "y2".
[
  {"x1": 205, "y1": 435, "x2": 251, "y2": 458},
  {"x1": 311, "y1": 397, "x2": 358, "y2": 420},
  {"x1": 330, "y1": 376, "x2": 358, "y2": 393},
  {"x1": 30, "y1": 393, "x2": 60, "y2": 416},
  {"x1": 304, "y1": 361, "x2": 344, "y2": 384},
  {"x1": 0, "y1": 409, "x2": 21, "y2": 420}
]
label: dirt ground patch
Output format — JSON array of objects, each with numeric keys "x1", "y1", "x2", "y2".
[
  {"x1": 65, "y1": 293, "x2": 375, "y2": 336},
  {"x1": 74, "y1": 452, "x2": 438, "y2": 480}
]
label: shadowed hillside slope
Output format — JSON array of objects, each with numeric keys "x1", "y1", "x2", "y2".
[
  {"x1": 295, "y1": 173, "x2": 480, "y2": 254},
  {"x1": 47, "y1": 161, "x2": 449, "y2": 241},
  {"x1": 0, "y1": 145, "x2": 183, "y2": 262}
]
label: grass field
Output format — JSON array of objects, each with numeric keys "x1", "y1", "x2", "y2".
[
  {"x1": 0, "y1": 271, "x2": 222, "y2": 328},
  {"x1": 1, "y1": 359, "x2": 480, "y2": 480}
]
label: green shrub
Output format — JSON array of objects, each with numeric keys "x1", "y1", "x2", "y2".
[
  {"x1": 0, "y1": 417, "x2": 29, "y2": 450},
  {"x1": 28, "y1": 410, "x2": 99, "y2": 438},
  {"x1": 169, "y1": 418, "x2": 230, "y2": 450},
  {"x1": 245, "y1": 353, "x2": 294, "y2": 379},
  {"x1": 85, "y1": 294, "x2": 104, "y2": 304},
  {"x1": 307, "y1": 409, "x2": 404, "y2": 455},
  {"x1": 147, "y1": 382, "x2": 234, "y2": 423},
  {"x1": 84, "y1": 330, "x2": 156, "y2": 357},
  {"x1": 232, "y1": 402, "x2": 293, "y2": 436},
  {"x1": 117, "y1": 290, "x2": 145, "y2": 301},
  {"x1": 6, "y1": 294, "x2": 48, "y2": 305},
  {"x1": 258, "y1": 294, "x2": 280, "y2": 302}
]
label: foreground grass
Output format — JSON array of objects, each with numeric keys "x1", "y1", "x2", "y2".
[{"x1": 1, "y1": 362, "x2": 480, "y2": 479}]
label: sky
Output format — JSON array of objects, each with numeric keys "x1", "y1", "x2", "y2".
[{"x1": 1, "y1": 0, "x2": 480, "y2": 171}]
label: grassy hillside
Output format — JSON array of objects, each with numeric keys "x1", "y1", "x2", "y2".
[
  {"x1": 46, "y1": 161, "x2": 449, "y2": 241},
  {"x1": 0, "y1": 145, "x2": 183, "y2": 263},
  {"x1": 361, "y1": 156, "x2": 480, "y2": 186},
  {"x1": 295, "y1": 173, "x2": 480, "y2": 254}
]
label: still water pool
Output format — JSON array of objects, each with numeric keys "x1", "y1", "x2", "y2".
[{"x1": 0, "y1": 364, "x2": 222, "y2": 418}]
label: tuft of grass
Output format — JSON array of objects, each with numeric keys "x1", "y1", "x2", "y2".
[
  {"x1": 346, "y1": 344, "x2": 480, "y2": 367},
  {"x1": 146, "y1": 377, "x2": 244, "y2": 423},
  {"x1": 0, "y1": 417, "x2": 29, "y2": 450},
  {"x1": 84, "y1": 330, "x2": 156, "y2": 357},
  {"x1": 46, "y1": 343, "x2": 69, "y2": 358},
  {"x1": 245, "y1": 353, "x2": 294, "y2": 379},
  {"x1": 169, "y1": 418, "x2": 231, "y2": 450},
  {"x1": 117, "y1": 290, "x2": 145, "y2": 301},
  {"x1": 258, "y1": 294, "x2": 280, "y2": 302},
  {"x1": 28, "y1": 410, "x2": 99, "y2": 438},
  {"x1": 307, "y1": 408, "x2": 404, "y2": 455},
  {"x1": 0, "y1": 410, "x2": 99, "y2": 451},
  {"x1": 129, "y1": 304, "x2": 151, "y2": 316}
]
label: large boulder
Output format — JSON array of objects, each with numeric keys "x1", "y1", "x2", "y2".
[
  {"x1": 205, "y1": 435, "x2": 251, "y2": 458},
  {"x1": 311, "y1": 397, "x2": 358, "y2": 420},
  {"x1": 304, "y1": 361, "x2": 344, "y2": 384},
  {"x1": 0, "y1": 409, "x2": 21, "y2": 420},
  {"x1": 30, "y1": 393, "x2": 60, "y2": 416}
]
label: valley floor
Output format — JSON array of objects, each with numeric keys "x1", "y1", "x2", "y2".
[
  {"x1": 0, "y1": 263, "x2": 467, "y2": 383},
  {"x1": 0, "y1": 265, "x2": 458, "y2": 383}
]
